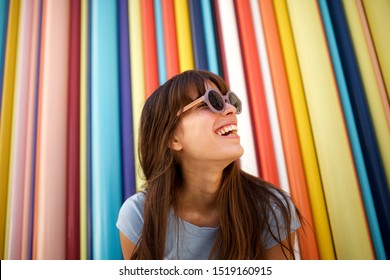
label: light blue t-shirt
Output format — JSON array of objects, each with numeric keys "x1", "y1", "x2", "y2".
[{"x1": 116, "y1": 191, "x2": 300, "y2": 259}]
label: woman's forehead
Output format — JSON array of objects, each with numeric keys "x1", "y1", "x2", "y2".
[{"x1": 190, "y1": 80, "x2": 219, "y2": 98}]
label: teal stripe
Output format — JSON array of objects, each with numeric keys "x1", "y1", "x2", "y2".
[
  {"x1": 91, "y1": 0, "x2": 123, "y2": 260},
  {"x1": 0, "y1": 0, "x2": 10, "y2": 113},
  {"x1": 318, "y1": 0, "x2": 386, "y2": 260},
  {"x1": 200, "y1": 0, "x2": 219, "y2": 75},
  {"x1": 154, "y1": 0, "x2": 167, "y2": 84}
]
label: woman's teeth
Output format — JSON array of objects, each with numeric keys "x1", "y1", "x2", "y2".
[{"x1": 216, "y1": 125, "x2": 238, "y2": 136}]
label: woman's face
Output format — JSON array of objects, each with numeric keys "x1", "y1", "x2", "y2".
[{"x1": 171, "y1": 83, "x2": 244, "y2": 169}]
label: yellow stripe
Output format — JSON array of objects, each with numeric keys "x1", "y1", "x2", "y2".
[
  {"x1": 173, "y1": 0, "x2": 194, "y2": 71},
  {"x1": 362, "y1": 0, "x2": 390, "y2": 101},
  {"x1": 273, "y1": 0, "x2": 335, "y2": 260},
  {"x1": 0, "y1": 0, "x2": 20, "y2": 260},
  {"x1": 286, "y1": 0, "x2": 373, "y2": 259},
  {"x1": 129, "y1": 0, "x2": 146, "y2": 191},
  {"x1": 80, "y1": 0, "x2": 88, "y2": 260},
  {"x1": 358, "y1": 0, "x2": 390, "y2": 189},
  {"x1": 5, "y1": 0, "x2": 31, "y2": 261}
]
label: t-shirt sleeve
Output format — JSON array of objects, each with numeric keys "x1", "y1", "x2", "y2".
[
  {"x1": 116, "y1": 192, "x2": 145, "y2": 244},
  {"x1": 262, "y1": 191, "x2": 301, "y2": 249}
]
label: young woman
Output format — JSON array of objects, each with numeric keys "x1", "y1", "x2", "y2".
[{"x1": 116, "y1": 70, "x2": 302, "y2": 260}]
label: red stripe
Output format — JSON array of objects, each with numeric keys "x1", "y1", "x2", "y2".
[
  {"x1": 234, "y1": 0, "x2": 279, "y2": 185},
  {"x1": 162, "y1": 0, "x2": 179, "y2": 79},
  {"x1": 142, "y1": 0, "x2": 159, "y2": 96},
  {"x1": 66, "y1": 0, "x2": 81, "y2": 260}
]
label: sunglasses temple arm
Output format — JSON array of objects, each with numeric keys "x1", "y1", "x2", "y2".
[{"x1": 177, "y1": 98, "x2": 204, "y2": 116}]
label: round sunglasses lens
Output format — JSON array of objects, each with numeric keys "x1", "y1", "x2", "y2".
[
  {"x1": 228, "y1": 92, "x2": 242, "y2": 113},
  {"x1": 208, "y1": 90, "x2": 224, "y2": 111}
]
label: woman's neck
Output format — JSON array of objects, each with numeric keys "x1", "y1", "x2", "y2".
[{"x1": 176, "y1": 164, "x2": 223, "y2": 227}]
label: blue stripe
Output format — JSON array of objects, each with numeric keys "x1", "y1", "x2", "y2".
[
  {"x1": 189, "y1": 0, "x2": 208, "y2": 70},
  {"x1": 90, "y1": 0, "x2": 123, "y2": 260},
  {"x1": 200, "y1": 0, "x2": 219, "y2": 75},
  {"x1": 154, "y1": 0, "x2": 167, "y2": 84},
  {"x1": 118, "y1": 0, "x2": 136, "y2": 201},
  {"x1": 0, "y1": 0, "x2": 10, "y2": 115},
  {"x1": 87, "y1": 0, "x2": 93, "y2": 260}
]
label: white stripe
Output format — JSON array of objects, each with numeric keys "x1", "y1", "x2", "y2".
[
  {"x1": 250, "y1": 0, "x2": 290, "y2": 192},
  {"x1": 217, "y1": 0, "x2": 259, "y2": 176}
]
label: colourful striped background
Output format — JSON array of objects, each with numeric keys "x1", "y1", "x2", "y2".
[{"x1": 0, "y1": 0, "x2": 388, "y2": 260}]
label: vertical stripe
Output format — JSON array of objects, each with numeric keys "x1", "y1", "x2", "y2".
[
  {"x1": 118, "y1": 0, "x2": 136, "y2": 201},
  {"x1": 189, "y1": 0, "x2": 208, "y2": 70},
  {"x1": 90, "y1": 0, "x2": 122, "y2": 259},
  {"x1": 129, "y1": 0, "x2": 146, "y2": 191},
  {"x1": 234, "y1": 0, "x2": 279, "y2": 185},
  {"x1": 0, "y1": 0, "x2": 20, "y2": 260},
  {"x1": 0, "y1": 0, "x2": 10, "y2": 112},
  {"x1": 21, "y1": 0, "x2": 40, "y2": 260},
  {"x1": 154, "y1": 0, "x2": 167, "y2": 84},
  {"x1": 33, "y1": 0, "x2": 69, "y2": 259},
  {"x1": 174, "y1": 0, "x2": 194, "y2": 71},
  {"x1": 6, "y1": 0, "x2": 34, "y2": 260},
  {"x1": 215, "y1": 0, "x2": 258, "y2": 177},
  {"x1": 250, "y1": 0, "x2": 289, "y2": 192},
  {"x1": 66, "y1": 0, "x2": 81, "y2": 260},
  {"x1": 79, "y1": 0, "x2": 88, "y2": 261},
  {"x1": 212, "y1": 0, "x2": 228, "y2": 82},
  {"x1": 200, "y1": 0, "x2": 219, "y2": 75},
  {"x1": 142, "y1": 0, "x2": 159, "y2": 97},
  {"x1": 86, "y1": 0, "x2": 93, "y2": 260},
  {"x1": 161, "y1": 0, "x2": 179, "y2": 78}
]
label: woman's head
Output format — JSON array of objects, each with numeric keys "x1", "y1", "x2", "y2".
[
  {"x1": 139, "y1": 70, "x2": 242, "y2": 184},
  {"x1": 135, "y1": 70, "x2": 242, "y2": 259}
]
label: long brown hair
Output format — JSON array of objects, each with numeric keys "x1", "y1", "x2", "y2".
[{"x1": 132, "y1": 70, "x2": 301, "y2": 259}]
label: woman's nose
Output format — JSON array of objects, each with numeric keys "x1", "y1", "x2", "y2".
[{"x1": 222, "y1": 102, "x2": 237, "y2": 115}]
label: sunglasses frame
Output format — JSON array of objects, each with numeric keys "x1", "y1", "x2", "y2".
[{"x1": 176, "y1": 89, "x2": 242, "y2": 117}]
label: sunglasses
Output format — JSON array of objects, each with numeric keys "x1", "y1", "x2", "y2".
[{"x1": 177, "y1": 89, "x2": 242, "y2": 116}]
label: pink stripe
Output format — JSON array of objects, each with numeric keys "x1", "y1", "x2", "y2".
[
  {"x1": 21, "y1": 0, "x2": 41, "y2": 260},
  {"x1": 33, "y1": 0, "x2": 69, "y2": 259},
  {"x1": 7, "y1": 0, "x2": 35, "y2": 260}
]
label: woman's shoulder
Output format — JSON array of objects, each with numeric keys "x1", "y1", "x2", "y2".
[
  {"x1": 116, "y1": 191, "x2": 146, "y2": 243},
  {"x1": 119, "y1": 191, "x2": 146, "y2": 215},
  {"x1": 261, "y1": 185, "x2": 301, "y2": 230}
]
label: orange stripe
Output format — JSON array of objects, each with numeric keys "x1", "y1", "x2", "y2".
[
  {"x1": 234, "y1": 0, "x2": 279, "y2": 185},
  {"x1": 162, "y1": 0, "x2": 179, "y2": 79},
  {"x1": 142, "y1": 0, "x2": 159, "y2": 96},
  {"x1": 258, "y1": 0, "x2": 319, "y2": 259}
]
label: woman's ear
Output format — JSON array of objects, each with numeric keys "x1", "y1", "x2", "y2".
[{"x1": 168, "y1": 136, "x2": 182, "y2": 151}]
